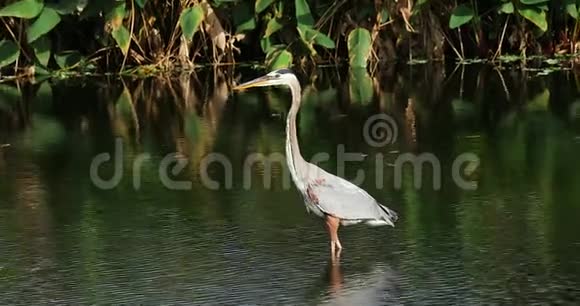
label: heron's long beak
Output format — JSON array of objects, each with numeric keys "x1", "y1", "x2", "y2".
[{"x1": 233, "y1": 75, "x2": 273, "y2": 91}]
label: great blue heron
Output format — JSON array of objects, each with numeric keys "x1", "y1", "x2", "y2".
[{"x1": 234, "y1": 69, "x2": 398, "y2": 258}]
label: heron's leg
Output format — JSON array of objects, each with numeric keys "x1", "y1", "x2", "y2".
[{"x1": 325, "y1": 215, "x2": 342, "y2": 256}]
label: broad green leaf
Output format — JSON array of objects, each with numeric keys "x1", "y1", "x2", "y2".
[
  {"x1": 135, "y1": 0, "x2": 148, "y2": 9},
  {"x1": 295, "y1": 0, "x2": 314, "y2": 27},
  {"x1": 256, "y1": 0, "x2": 276, "y2": 14},
  {"x1": 233, "y1": 1, "x2": 256, "y2": 33},
  {"x1": 31, "y1": 35, "x2": 51, "y2": 66},
  {"x1": 0, "y1": 40, "x2": 20, "y2": 68},
  {"x1": 297, "y1": 25, "x2": 317, "y2": 55},
  {"x1": 499, "y1": 2, "x2": 514, "y2": 14},
  {"x1": 27, "y1": 8, "x2": 61, "y2": 43},
  {"x1": 379, "y1": 8, "x2": 390, "y2": 24},
  {"x1": 180, "y1": 5, "x2": 205, "y2": 41},
  {"x1": 34, "y1": 65, "x2": 50, "y2": 75},
  {"x1": 265, "y1": 17, "x2": 283, "y2": 37},
  {"x1": 266, "y1": 48, "x2": 292, "y2": 70},
  {"x1": 449, "y1": 4, "x2": 474, "y2": 29},
  {"x1": 313, "y1": 32, "x2": 335, "y2": 49},
  {"x1": 349, "y1": 68, "x2": 373, "y2": 104},
  {"x1": 565, "y1": 0, "x2": 578, "y2": 19},
  {"x1": 106, "y1": 0, "x2": 126, "y2": 30},
  {"x1": 260, "y1": 37, "x2": 274, "y2": 53},
  {"x1": 347, "y1": 28, "x2": 372, "y2": 68},
  {"x1": 518, "y1": 6, "x2": 548, "y2": 32},
  {"x1": 297, "y1": 25, "x2": 335, "y2": 50},
  {"x1": 0, "y1": 0, "x2": 44, "y2": 19},
  {"x1": 55, "y1": 51, "x2": 82, "y2": 68},
  {"x1": 112, "y1": 25, "x2": 131, "y2": 55}
]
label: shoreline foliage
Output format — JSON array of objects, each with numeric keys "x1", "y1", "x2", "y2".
[{"x1": 1, "y1": 0, "x2": 580, "y2": 77}]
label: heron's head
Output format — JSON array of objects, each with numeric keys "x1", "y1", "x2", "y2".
[{"x1": 233, "y1": 69, "x2": 298, "y2": 91}]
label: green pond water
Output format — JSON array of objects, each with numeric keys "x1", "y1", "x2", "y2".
[{"x1": 1, "y1": 65, "x2": 580, "y2": 304}]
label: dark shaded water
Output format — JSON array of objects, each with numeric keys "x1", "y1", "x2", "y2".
[{"x1": 1, "y1": 65, "x2": 580, "y2": 304}]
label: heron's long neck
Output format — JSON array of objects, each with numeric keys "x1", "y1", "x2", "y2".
[{"x1": 286, "y1": 85, "x2": 307, "y2": 190}]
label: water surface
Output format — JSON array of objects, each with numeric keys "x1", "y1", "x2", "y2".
[{"x1": 1, "y1": 65, "x2": 580, "y2": 304}]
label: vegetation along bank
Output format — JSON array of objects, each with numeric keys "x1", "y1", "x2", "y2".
[{"x1": 1, "y1": 0, "x2": 580, "y2": 78}]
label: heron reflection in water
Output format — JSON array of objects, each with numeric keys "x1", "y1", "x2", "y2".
[{"x1": 234, "y1": 69, "x2": 398, "y2": 259}]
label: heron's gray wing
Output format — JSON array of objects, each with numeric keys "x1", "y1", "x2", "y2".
[{"x1": 305, "y1": 170, "x2": 398, "y2": 224}]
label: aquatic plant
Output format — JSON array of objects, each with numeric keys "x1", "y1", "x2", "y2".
[{"x1": 0, "y1": 0, "x2": 579, "y2": 77}]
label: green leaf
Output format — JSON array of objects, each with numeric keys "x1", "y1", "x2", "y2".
[
  {"x1": 233, "y1": 1, "x2": 256, "y2": 33},
  {"x1": 449, "y1": 4, "x2": 474, "y2": 29},
  {"x1": 518, "y1": 6, "x2": 548, "y2": 32},
  {"x1": 347, "y1": 28, "x2": 372, "y2": 68},
  {"x1": 0, "y1": 0, "x2": 44, "y2": 19},
  {"x1": 256, "y1": 0, "x2": 276, "y2": 14},
  {"x1": 180, "y1": 5, "x2": 205, "y2": 41},
  {"x1": 0, "y1": 40, "x2": 20, "y2": 68},
  {"x1": 34, "y1": 65, "x2": 50, "y2": 75},
  {"x1": 135, "y1": 0, "x2": 147, "y2": 9},
  {"x1": 27, "y1": 8, "x2": 61, "y2": 43},
  {"x1": 260, "y1": 37, "x2": 274, "y2": 53},
  {"x1": 266, "y1": 48, "x2": 293, "y2": 70},
  {"x1": 265, "y1": 17, "x2": 283, "y2": 37},
  {"x1": 379, "y1": 8, "x2": 390, "y2": 24},
  {"x1": 112, "y1": 25, "x2": 131, "y2": 55},
  {"x1": 312, "y1": 31, "x2": 335, "y2": 49},
  {"x1": 106, "y1": 0, "x2": 126, "y2": 29},
  {"x1": 31, "y1": 35, "x2": 51, "y2": 67},
  {"x1": 565, "y1": 0, "x2": 578, "y2": 19},
  {"x1": 297, "y1": 25, "x2": 335, "y2": 50},
  {"x1": 499, "y1": 2, "x2": 514, "y2": 14},
  {"x1": 349, "y1": 68, "x2": 373, "y2": 104},
  {"x1": 297, "y1": 25, "x2": 316, "y2": 55},
  {"x1": 55, "y1": 50, "x2": 82, "y2": 69},
  {"x1": 295, "y1": 0, "x2": 314, "y2": 27}
]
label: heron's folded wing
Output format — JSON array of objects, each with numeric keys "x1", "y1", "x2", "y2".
[{"x1": 307, "y1": 175, "x2": 395, "y2": 222}]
